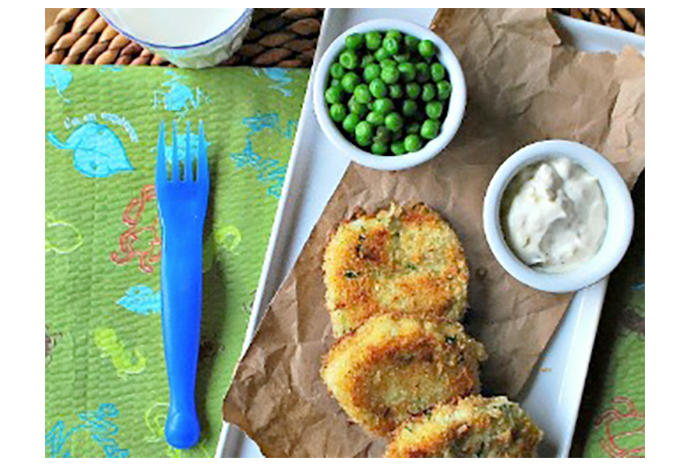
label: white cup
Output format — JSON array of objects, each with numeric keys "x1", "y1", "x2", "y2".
[{"x1": 98, "y1": 8, "x2": 253, "y2": 69}]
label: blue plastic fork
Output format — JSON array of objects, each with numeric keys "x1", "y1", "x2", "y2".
[{"x1": 155, "y1": 120, "x2": 209, "y2": 449}]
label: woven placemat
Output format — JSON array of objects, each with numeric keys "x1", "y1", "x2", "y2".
[
  {"x1": 45, "y1": 8, "x2": 643, "y2": 68},
  {"x1": 45, "y1": 8, "x2": 323, "y2": 67}
]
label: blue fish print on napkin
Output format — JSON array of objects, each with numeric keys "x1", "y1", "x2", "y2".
[
  {"x1": 254, "y1": 68, "x2": 294, "y2": 97},
  {"x1": 47, "y1": 123, "x2": 134, "y2": 178},
  {"x1": 153, "y1": 71, "x2": 208, "y2": 117},
  {"x1": 230, "y1": 136, "x2": 286, "y2": 199},
  {"x1": 45, "y1": 403, "x2": 129, "y2": 458},
  {"x1": 117, "y1": 285, "x2": 161, "y2": 315},
  {"x1": 45, "y1": 65, "x2": 73, "y2": 101}
]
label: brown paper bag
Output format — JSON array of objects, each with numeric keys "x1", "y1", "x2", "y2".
[{"x1": 224, "y1": 8, "x2": 645, "y2": 458}]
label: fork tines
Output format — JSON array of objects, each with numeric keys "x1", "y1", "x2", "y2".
[{"x1": 156, "y1": 120, "x2": 207, "y2": 184}]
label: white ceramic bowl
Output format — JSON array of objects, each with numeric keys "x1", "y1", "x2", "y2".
[
  {"x1": 313, "y1": 19, "x2": 466, "y2": 171},
  {"x1": 483, "y1": 140, "x2": 634, "y2": 293}
]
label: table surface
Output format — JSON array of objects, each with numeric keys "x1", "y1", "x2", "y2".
[
  {"x1": 44, "y1": 8, "x2": 644, "y2": 458},
  {"x1": 45, "y1": 8, "x2": 61, "y2": 29}
]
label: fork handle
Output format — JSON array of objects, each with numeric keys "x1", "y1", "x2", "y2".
[{"x1": 161, "y1": 232, "x2": 203, "y2": 449}]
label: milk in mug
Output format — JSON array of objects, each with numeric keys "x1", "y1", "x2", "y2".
[{"x1": 98, "y1": 8, "x2": 253, "y2": 68}]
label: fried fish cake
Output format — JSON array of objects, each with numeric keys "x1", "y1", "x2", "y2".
[
  {"x1": 320, "y1": 314, "x2": 486, "y2": 437},
  {"x1": 385, "y1": 395, "x2": 543, "y2": 458},
  {"x1": 323, "y1": 203, "x2": 470, "y2": 338}
]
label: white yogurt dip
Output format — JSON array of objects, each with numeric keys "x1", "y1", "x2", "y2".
[{"x1": 501, "y1": 156, "x2": 607, "y2": 273}]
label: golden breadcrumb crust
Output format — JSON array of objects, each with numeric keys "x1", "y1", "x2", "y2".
[
  {"x1": 323, "y1": 203, "x2": 470, "y2": 338},
  {"x1": 385, "y1": 395, "x2": 543, "y2": 458},
  {"x1": 320, "y1": 314, "x2": 486, "y2": 437}
]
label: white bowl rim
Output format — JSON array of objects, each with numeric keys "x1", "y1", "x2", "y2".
[
  {"x1": 97, "y1": 8, "x2": 253, "y2": 50},
  {"x1": 483, "y1": 139, "x2": 634, "y2": 293},
  {"x1": 313, "y1": 18, "x2": 467, "y2": 171}
]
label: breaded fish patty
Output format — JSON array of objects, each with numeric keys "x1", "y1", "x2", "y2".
[
  {"x1": 323, "y1": 203, "x2": 470, "y2": 338},
  {"x1": 320, "y1": 314, "x2": 486, "y2": 437},
  {"x1": 385, "y1": 395, "x2": 543, "y2": 458}
]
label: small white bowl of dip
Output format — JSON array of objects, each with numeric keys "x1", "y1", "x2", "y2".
[{"x1": 483, "y1": 140, "x2": 634, "y2": 293}]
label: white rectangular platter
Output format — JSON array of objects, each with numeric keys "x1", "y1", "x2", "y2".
[{"x1": 216, "y1": 8, "x2": 645, "y2": 458}]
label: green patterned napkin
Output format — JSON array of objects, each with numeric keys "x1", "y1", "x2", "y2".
[
  {"x1": 572, "y1": 176, "x2": 645, "y2": 458},
  {"x1": 45, "y1": 64, "x2": 308, "y2": 458},
  {"x1": 45, "y1": 63, "x2": 644, "y2": 458}
]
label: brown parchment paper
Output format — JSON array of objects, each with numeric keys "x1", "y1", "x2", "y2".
[{"x1": 223, "y1": 8, "x2": 645, "y2": 458}]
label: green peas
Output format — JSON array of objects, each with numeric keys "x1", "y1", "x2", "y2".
[
  {"x1": 374, "y1": 47, "x2": 390, "y2": 62},
  {"x1": 421, "y1": 119, "x2": 441, "y2": 139},
  {"x1": 404, "y1": 134, "x2": 422, "y2": 152},
  {"x1": 437, "y1": 80, "x2": 452, "y2": 100},
  {"x1": 366, "y1": 111, "x2": 385, "y2": 126},
  {"x1": 398, "y1": 62, "x2": 416, "y2": 82},
  {"x1": 415, "y1": 62, "x2": 430, "y2": 83},
  {"x1": 339, "y1": 49, "x2": 358, "y2": 69},
  {"x1": 345, "y1": 33, "x2": 363, "y2": 50},
  {"x1": 404, "y1": 34, "x2": 420, "y2": 51},
  {"x1": 326, "y1": 29, "x2": 451, "y2": 154},
  {"x1": 421, "y1": 83, "x2": 436, "y2": 102},
  {"x1": 384, "y1": 112, "x2": 404, "y2": 132},
  {"x1": 330, "y1": 62, "x2": 345, "y2": 79},
  {"x1": 389, "y1": 84, "x2": 403, "y2": 99},
  {"x1": 425, "y1": 101, "x2": 444, "y2": 120},
  {"x1": 407, "y1": 122, "x2": 421, "y2": 134},
  {"x1": 325, "y1": 86, "x2": 343, "y2": 104},
  {"x1": 361, "y1": 54, "x2": 375, "y2": 68},
  {"x1": 372, "y1": 98, "x2": 394, "y2": 115},
  {"x1": 385, "y1": 30, "x2": 403, "y2": 43},
  {"x1": 380, "y1": 58, "x2": 397, "y2": 69},
  {"x1": 391, "y1": 141, "x2": 407, "y2": 155},
  {"x1": 355, "y1": 120, "x2": 374, "y2": 142},
  {"x1": 354, "y1": 84, "x2": 372, "y2": 104},
  {"x1": 356, "y1": 133, "x2": 372, "y2": 146},
  {"x1": 365, "y1": 31, "x2": 382, "y2": 50},
  {"x1": 330, "y1": 103, "x2": 346, "y2": 122},
  {"x1": 369, "y1": 78, "x2": 388, "y2": 98},
  {"x1": 348, "y1": 98, "x2": 367, "y2": 117},
  {"x1": 341, "y1": 72, "x2": 360, "y2": 93},
  {"x1": 381, "y1": 66, "x2": 400, "y2": 84},
  {"x1": 371, "y1": 141, "x2": 388, "y2": 155},
  {"x1": 418, "y1": 39, "x2": 435, "y2": 58},
  {"x1": 393, "y1": 53, "x2": 410, "y2": 63},
  {"x1": 402, "y1": 100, "x2": 418, "y2": 117},
  {"x1": 342, "y1": 113, "x2": 360, "y2": 133},
  {"x1": 374, "y1": 126, "x2": 391, "y2": 144},
  {"x1": 405, "y1": 82, "x2": 421, "y2": 99},
  {"x1": 363, "y1": 63, "x2": 381, "y2": 82},
  {"x1": 430, "y1": 62, "x2": 446, "y2": 82},
  {"x1": 383, "y1": 36, "x2": 400, "y2": 55}
]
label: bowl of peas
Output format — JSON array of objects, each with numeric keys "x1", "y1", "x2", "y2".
[{"x1": 313, "y1": 19, "x2": 466, "y2": 171}]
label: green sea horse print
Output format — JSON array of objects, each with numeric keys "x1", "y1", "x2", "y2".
[
  {"x1": 93, "y1": 328, "x2": 146, "y2": 378},
  {"x1": 203, "y1": 224, "x2": 242, "y2": 272},
  {"x1": 45, "y1": 213, "x2": 83, "y2": 254}
]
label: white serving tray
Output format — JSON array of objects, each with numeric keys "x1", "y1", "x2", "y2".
[{"x1": 216, "y1": 9, "x2": 644, "y2": 458}]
